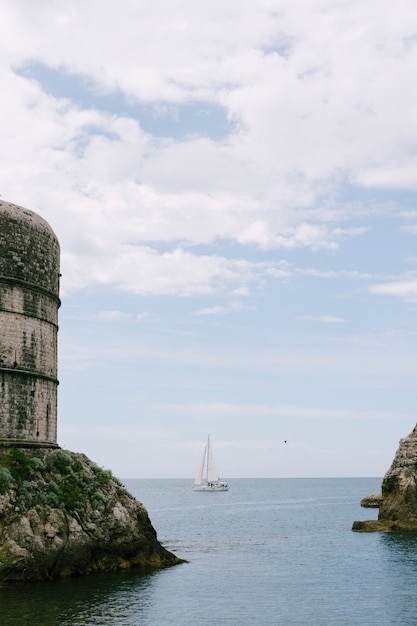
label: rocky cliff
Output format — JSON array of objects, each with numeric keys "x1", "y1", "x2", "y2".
[
  {"x1": 360, "y1": 493, "x2": 382, "y2": 508},
  {"x1": 353, "y1": 424, "x2": 417, "y2": 532},
  {"x1": 0, "y1": 447, "x2": 183, "y2": 580}
]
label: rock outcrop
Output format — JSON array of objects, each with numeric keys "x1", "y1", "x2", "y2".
[
  {"x1": 353, "y1": 424, "x2": 417, "y2": 532},
  {"x1": 0, "y1": 447, "x2": 183, "y2": 580},
  {"x1": 360, "y1": 493, "x2": 382, "y2": 508}
]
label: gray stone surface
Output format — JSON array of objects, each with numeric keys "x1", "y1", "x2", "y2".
[
  {"x1": 353, "y1": 424, "x2": 417, "y2": 532},
  {"x1": 0, "y1": 201, "x2": 60, "y2": 446},
  {"x1": 0, "y1": 202, "x2": 182, "y2": 578},
  {"x1": 0, "y1": 448, "x2": 182, "y2": 581},
  {"x1": 360, "y1": 493, "x2": 382, "y2": 508}
]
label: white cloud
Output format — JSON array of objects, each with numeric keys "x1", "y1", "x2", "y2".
[
  {"x1": 93, "y1": 310, "x2": 131, "y2": 321},
  {"x1": 126, "y1": 401, "x2": 410, "y2": 422},
  {"x1": 299, "y1": 268, "x2": 374, "y2": 280},
  {"x1": 369, "y1": 276, "x2": 417, "y2": 303},
  {"x1": 61, "y1": 245, "x2": 290, "y2": 296},
  {"x1": 5, "y1": 1, "x2": 417, "y2": 480},
  {"x1": 296, "y1": 315, "x2": 346, "y2": 323},
  {"x1": 135, "y1": 312, "x2": 149, "y2": 323},
  {"x1": 194, "y1": 301, "x2": 248, "y2": 316},
  {"x1": 357, "y1": 165, "x2": 417, "y2": 190},
  {"x1": 1, "y1": 0, "x2": 417, "y2": 298},
  {"x1": 402, "y1": 225, "x2": 417, "y2": 235}
]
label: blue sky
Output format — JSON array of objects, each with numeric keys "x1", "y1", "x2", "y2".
[{"x1": 2, "y1": 0, "x2": 417, "y2": 478}]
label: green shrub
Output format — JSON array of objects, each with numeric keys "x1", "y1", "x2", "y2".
[
  {"x1": 59, "y1": 478, "x2": 84, "y2": 514},
  {"x1": 0, "y1": 468, "x2": 13, "y2": 495},
  {"x1": 52, "y1": 450, "x2": 72, "y2": 472},
  {"x1": 49, "y1": 481, "x2": 60, "y2": 494},
  {"x1": 42, "y1": 492, "x2": 60, "y2": 508},
  {"x1": 17, "y1": 480, "x2": 33, "y2": 497},
  {"x1": 90, "y1": 491, "x2": 109, "y2": 508},
  {"x1": 90, "y1": 463, "x2": 123, "y2": 487},
  {"x1": 30, "y1": 457, "x2": 45, "y2": 471},
  {"x1": 7, "y1": 449, "x2": 33, "y2": 481},
  {"x1": 0, "y1": 448, "x2": 120, "y2": 517}
]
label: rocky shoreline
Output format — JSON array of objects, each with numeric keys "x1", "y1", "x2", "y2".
[
  {"x1": 353, "y1": 424, "x2": 417, "y2": 532},
  {"x1": 0, "y1": 447, "x2": 183, "y2": 581},
  {"x1": 359, "y1": 493, "x2": 382, "y2": 508}
]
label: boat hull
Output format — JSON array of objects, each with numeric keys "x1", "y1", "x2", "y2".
[{"x1": 193, "y1": 482, "x2": 228, "y2": 492}]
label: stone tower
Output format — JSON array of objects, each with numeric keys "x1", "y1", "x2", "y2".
[{"x1": 0, "y1": 201, "x2": 60, "y2": 447}]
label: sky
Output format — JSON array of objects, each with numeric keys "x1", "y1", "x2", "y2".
[{"x1": 1, "y1": 1, "x2": 417, "y2": 479}]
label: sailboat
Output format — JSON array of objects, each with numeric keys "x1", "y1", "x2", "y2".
[{"x1": 193, "y1": 435, "x2": 228, "y2": 491}]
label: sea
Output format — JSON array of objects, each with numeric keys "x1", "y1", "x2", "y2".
[{"x1": 1, "y1": 477, "x2": 417, "y2": 626}]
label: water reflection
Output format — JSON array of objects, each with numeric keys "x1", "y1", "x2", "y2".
[
  {"x1": 380, "y1": 532, "x2": 417, "y2": 565},
  {"x1": 0, "y1": 568, "x2": 162, "y2": 626},
  {"x1": 378, "y1": 533, "x2": 417, "y2": 624}
]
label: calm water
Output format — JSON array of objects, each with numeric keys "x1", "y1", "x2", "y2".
[{"x1": 2, "y1": 477, "x2": 417, "y2": 625}]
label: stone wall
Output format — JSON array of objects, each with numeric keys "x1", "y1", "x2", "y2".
[
  {"x1": 0, "y1": 202, "x2": 60, "y2": 447},
  {"x1": 0, "y1": 202, "x2": 60, "y2": 294}
]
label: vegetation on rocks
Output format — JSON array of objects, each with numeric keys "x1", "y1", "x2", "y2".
[
  {"x1": 0, "y1": 447, "x2": 182, "y2": 581},
  {"x1": 0, "y1": 447, "x2": 123, "y2": 515}
]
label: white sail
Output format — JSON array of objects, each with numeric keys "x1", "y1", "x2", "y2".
[
  {"x1": 193, "y1": 435, "x2": 228, "y2": 491},
  {"x1": 194, "y1": 442, "x2": 207, "y2": 487},
  {"x1": 206, "y1": 437, "x2": 220, "y2": 482}
]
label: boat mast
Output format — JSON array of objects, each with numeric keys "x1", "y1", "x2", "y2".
[{"x1": 206, "y1": 435, "x2": 210, "y2": 484}]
